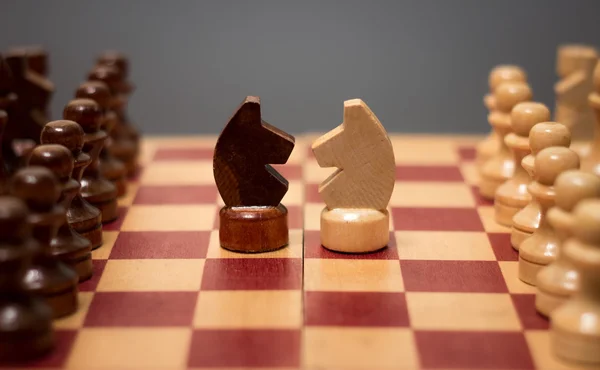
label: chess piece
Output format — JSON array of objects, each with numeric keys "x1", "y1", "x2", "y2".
[
  {"x1": 41, "y1": 120, "x2": 103, "y2": 249},
  {"x1": 312, "y1": 99, "x2": 395, "y2": 253},
  {"x1": 0, "y1": 110, "x2": 8, "y2": 194},
  {"x1": 479, "y1": 81, "x2": 532, "y2": 199},
  {"x1": 583, "y1": 60, "x2": 600, "y2": 177},
  {"x1": 8, "y1": 167, "x2": 78, "y2": 318},
  {"x1": 495, "y1": 102, "x2": 550, "y2": 226},
  {"x1": 3, "y1": 48, "x2": 53, "y2": 145},
  {"x1": 511, "y1": 122, "x2": 571, "y2": 250},
  {"x1": 28, "y1": 144, "x2": 93, "y2": 281},
  {"x1": 0, "y1": 196, "x2": 54, "y2": 362},
  {"x1": 554, "y1": 45, "x2": 597, "y2": 153},
  {"x1": 63, "y1": 99, "x2": 118, "y2": 223},
  {"x1": 536, "y1": 170, "x2": 600, "y2": 317},
  {"x1": 75, "y1": 81, "x2": 127, "y2": 197},
  {"x1": 476, "y1": 65, "x2": 527, "y2": 167},
  {"x1": 88, "y1": 64, "x2": 138, "y2": 176},
  {"x1": 519, "y1": 147, "x2": 580, "y2": 285},
  {"x1": 0, "y1": 53, "x2": 21, "y2": 172},
  {"x1": 550, "y1": 199, "x2": 600, "y2": 365},
  {"x1": 214, "y1": 96, "x2": 295, "y2": 252}
]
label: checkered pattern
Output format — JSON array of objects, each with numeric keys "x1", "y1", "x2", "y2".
[{"x1": 9, "y1": 135, "x2": 583, "y2": 370}]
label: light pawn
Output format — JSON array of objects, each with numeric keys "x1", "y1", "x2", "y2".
[
  {"x1": 551, "y1": 199, "x2": 600, "y2": 365},
  {"x1": 494, "y1": 102, "x2": 550, "y2": 226},
  {"x1": 518, "y1": 147, "x2": 580, "y2": 285},
  {"x1": 536, "y1": 170, "x2": 600, "y2": 316},
  {"x1": 511, "y1": 122, "x2": 571, "y2": 250}
]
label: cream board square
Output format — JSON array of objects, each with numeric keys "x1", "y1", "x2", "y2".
[
  {"x1": 395, "y1": 231, "x2": 495, "y2": 260},
  {"x1": 97, "y1": 259, "x2": 205, "y2": 292},
  {"x1": 193, "y1": 291, "x2": 302, "y2": 329},
  {"x1": 390, "y1": 182, "x2": 476, "y2": 207},
  {"x1": 66, "y1": 328, "x2": 192, "y2": 369},
  {"x1": 206, "y1": 229, "x2": 303, "y2": 259},
  {"x1": 406, "y1": 292, "x2": 522, "y2": 331},
  {"x1": 304, "y1": 259, "x2": 404, "y2": 292},
  {"x1": 141, "y1": 161, "x2": 214, "y2": 185},
  {"x1": 121, "y1": 205, "x2": 216, "y2": 231},
  {"x1": 499, "y1": 261, "x2": 537, "y2": 294},
  {"x1": 92, "y1": 231, "x2": 119, "y2": 260},
  {"x1": 303, "y1": 203, "x2": 324, "y2": 231},
  {"x1": 304, "y1": 327, "x2": 419, "y2": 369},
  {"x1": 281, "y1": 180, "x2": 304, "y2": 206}
]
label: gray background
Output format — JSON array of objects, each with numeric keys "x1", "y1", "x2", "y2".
[{"x1": 1, "y1": 0, "x2": 599, "y2": 135}]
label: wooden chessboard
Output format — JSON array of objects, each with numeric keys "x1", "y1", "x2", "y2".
[{"x1": 13, "y1": 134, "x2": 595, "y2": 370}]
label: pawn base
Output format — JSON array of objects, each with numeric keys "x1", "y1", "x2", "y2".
[
  {"x1": 90, "y1": 198, "x2": 119, "y2": 224},
  {"x1": 44, "y1": 285, "x2": 79, "y2": 319},
  {"x1": 52, "y1": 233, "x2": 93, "y2": 282},
  {"x1": 478, "y1": 177, "x2": 504, "y2": 200},
  {"x1": 552, "y1": 326, "x2": 600, "y2": 365},
  {"x1": 510, "y1": 226, "x2": 532, "y2": 251},
  {"x1": 219, "y1": 205, "x2": 288, "y2": 253},
  {"x1": 518, "y1": 255, "x2": 545, "y2": 286},
  {"x1": 535, "y1": 288, "x2": 568, "y2": 318},
  {"x1": 320, "y1": 207, "x2": 389, "y2": 253},
  {"x1": 494, "y1": 200, "x2": 523, "y2": 227}
]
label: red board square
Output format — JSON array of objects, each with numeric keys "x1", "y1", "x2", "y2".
[
  {"x1": 84, "y1": 292, "x2": 197, "y2": 327},
  {"x1": 304, "y1": 230, "x2": 399, "y2": 259},
  {"x1": 4, "y1": 330, "x2": 78, "y2": 368},
  {"x1": 287, "y1": 205, "x2": 303, "y2": 228},
  {"x1": 271, "y1": 164, "x2": 302, "y2": 180},
  {"x1": 102, "y1": 207, "x2": 128, "y2": 231},
  {"x1": 305, "y1": 292, "x2": 409, "y2": 327},
  {"x1": 153, "y1": 148, "x2": 214, "y2": 161},
  {"x1": 488, "y1": 233, "x2": 518, "y2": 261},
  {"x1": 472, "y1": 186, "x2": 494, "y2": 206},
  {"x1": 392, "y1": 207, "x2": 484, "y2": 231},
  {"x1": 133, "y1": 185, "x2": 218, "y2": 204},
  {"x1": 401, "y1": 260, "x2": 508, "y2": 292},
  {"x1": 110, "y1": 231, "x2": 210, "y2": 259},
  {"x1": 415, "y1": 330, "x2": 534, "y2": 369},
  {"x1": 305, "y1": 183, "x2": 322, "y2": 203},
  {"x1": 201, "y1": 258, "x2": 302, "y2": 290},
  {"x1": 188, "y1": 329, "x2": 301, "y2": 367},
  {"x1": 511, "y1": 294, "x2": 550, "y2": 330},
  {"x1": 79, "y1": 259, "x2": 107, "y2": 292},
  {"x1": 395, "y1": 165, "x2": 464, "y2": 182},
  {"x1": 458, "y1": 146, "x2": 477, "y2": 161}
]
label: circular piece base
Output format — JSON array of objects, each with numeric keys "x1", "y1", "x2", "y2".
[
  {"x1": 320, "y1": 208, "x2": 389, "y2": 253},
  {"x1": 89, "y1": 198, "x2": 119, "y2": 224},
  {"x1": 518, "y1": 256, "x2": 545, "y2": 286},
  {"x1": 478, "y1": 178, "x2": 504, "y2": 199},
  {"x1": 494, "y1": 201, "x2": 522, "y2": 227},
  {"x1": 45, "y1": 285, "x2": 79, "y2": 319},
  {"x1": 535, "y1": 288, "x2": 568, "y2": 318},
  {"x1": 77, "y1": 224, "x2": 103, "y2": 250},
  {"x1": 510, "y1": 227, "x2": 532, "y2": 251},
  {"x1": 552, "y1": 327, "x2": 600, "y2": 365},
  {"x1": 219, "y1": 205, "x2": 289, "y2": 253}
]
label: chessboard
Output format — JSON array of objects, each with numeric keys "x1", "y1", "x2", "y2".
[{"x1": 9, "y1": 134, "x2": 594, "y2": 370}]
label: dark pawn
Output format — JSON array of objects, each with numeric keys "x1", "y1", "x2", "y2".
[
  {"x1": 63, "y1": 99, "x2": 118, "y2": 224},
  {"x1": 41, "y1": 120, "x2": 103, "y2": 249},
  {"x1": 0, "y1": 110, "x2": 8, "y2": 194},
  {"x1": 88, "y1": 65, "x2": 138, "y2": 177},
  {"x1": 0, "y1": 196, "x2": 54, "y2": 363},
  {"x1": 75, "y1": 81, "x2": 127, "y2": 197},
  {"x1": 8, "y1": 167, "x2": 78, "y2": 319},
  {"x1": 28, "y1": 144, "x2": 93, "y2": 281}
]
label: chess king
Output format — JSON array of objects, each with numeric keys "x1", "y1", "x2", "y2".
[
  {"x1": 213, "y1": 96, "x2": 295, "y2": 253},
  {"x1": 312, "y1": 99, "x2": 395, "y2": 253}
]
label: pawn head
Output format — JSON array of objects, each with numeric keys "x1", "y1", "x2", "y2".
[
  {"x1": 63, "y1": 99, "x2": 102, "y2": 133},
  {"x1": 554, "y1": 170, "x2": 600, "y2": 212},
  {"x1": 27, "y1": 144, "x2": 74, "y2": 182},
  {"x1": 572, "y1": 199, "x2": 600, "y2": 245},
  {"x1": 493, "y1": 81, "x2": 532, "y2": 113},
  {"x1": 97, "y1": 50, "x2": 129, "y2": 77},
  {"x1": 510, "y1": 102, "x2": 551, "y2": 137},
  {"x1": 41, "y1": 120, "x2": 85, "y2": 154},
  {"x1": 535, "y1": 147, "x2": 580, "y2": 186},
  {"x1": 88, "y1": 64, "x2": 122, "y2": 95},
  {"x1": 0, "y1": 196, "x2": 30, "y2": 241},
  {"x1": 9, "y1": 166, "x2": 61, "y2": 211},
  {"x1": 528, "y1": 122, "x2": 571, "y2": 155},
  {"x1": 489, "y1": 65, "x2": 527, "y2": 91},
  {"x1": 75, "y1": 81, "x2": 111, "y2": 110}
]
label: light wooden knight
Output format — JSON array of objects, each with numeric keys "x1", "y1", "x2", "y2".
[{"x1": 311, "y1": 99, "x2": 395, "y2": 253}]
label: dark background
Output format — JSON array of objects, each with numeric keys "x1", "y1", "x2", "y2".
[{"x1": 1, "y1": 0, "x2": 599, "y2": 135}]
